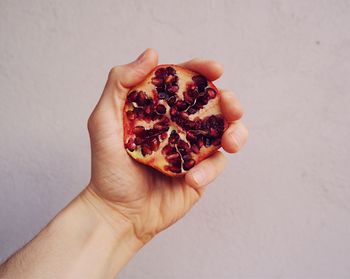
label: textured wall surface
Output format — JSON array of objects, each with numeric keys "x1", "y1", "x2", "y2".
[{"x1": 1, "y1": 1, "x2": 350, "y2": 278}]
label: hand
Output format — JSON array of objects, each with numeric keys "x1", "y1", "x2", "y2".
[{"x1": 84, "y1": 49, "x2": 248, "y2": 243}]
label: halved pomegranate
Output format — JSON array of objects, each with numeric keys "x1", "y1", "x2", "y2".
[{"x1": 123, "y1": 65, "x2": 227, "y2": 176}]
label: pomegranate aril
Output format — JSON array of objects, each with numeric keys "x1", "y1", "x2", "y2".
[
  {"x1": 182, "y1": 154, "x2": 192, "y2": 161},
  {"x1": 136, "y1": 91, "x2": 146, "y2": 106},
  {"x1": 204, "y1": 138, "x2": 211, "y2": 147},
  {"x1": 187, "y1": 107, "x2": 197, "y2": 115},
  {"x1": 166, "y1": 153, "x2": 180, "y2": 161},
  {"x1": 197, "y1": 95, "x2": 209, "y2": 106},
  {"x1": 186, "y1": 131, "x2": 196, "y2": 141},
  {"x1": 209, "y1": 127, "x2": 218, "y2": 137},
  {"x1": 133, "y1": 126, "x2": 145, "y2": 136},
  {"x1": 134, "y1": 108, "x2": 144, "y2": 118},
  {"x1": 155, "y1": 104, "x2": 166, "y2": 114},
  {"x1": 144, "y1": 105, "x2": 152, "y2": 114},
  {"x1": 166, "y1": 67, "x2": 176, "y2": 75},
  {"x1": 191, "y1": 144, "x2": 200, "y2": 154},
  {"x1": 197, "y1": 137, "x2": 204, "y2": 148},
  {"x1": 170, "y1": 107, "x2": 178, "y2": 116},
  {"x1": 188, "y1": 87, "x2": 199, "y2": 98},
  {"x1": 175, "y1": 101, "x2": 188, "y2": 111},
  {"x1": 178, "y1": 139, "x2": 190, "y2": 149},
  {"x1": 183, "y1": 159, "x2": 195, "y2": 171},
  {"x1": 151, "y1": 77, "x2": 163, "y2": 86},
  {"x1": 169, "y1": 130, "x2": 180, "y2": 144},
  {"x1": 169, "y1": 165, "x2": 181, "y2": 173},
  {"x1": 167, "y1": 85, "x2": 179, "y2": 93},
  {"x1": 126, "y1": 138, "x2": 136, "y2": 151},
  {"x1": 158, "y1": 92, "x2": 167, "y2": 99},
  {"x1": 134, "y1": 137, "x2": 142, "y2": 145},
  {"x1": 127, "y1": 91, "x2": 138, "y2": 103},
  {"x1": 162, "y1": 144, "x2": 173, "y2": 155},
  {"x1": 141, "y1": 144, "x2": 152, "y2": 156},
  {"x1": 149, "y1": 138, "x2": 160, "y2": 151},
  {"x1": 183, "y1": 92, "x2": 194, "y2": 104},
  {"x1": 212, "y1": 138, "x2": 221, "y2": 146},
  {"x1": 160, "y1": 132, "x2": 168, "y2": 140},
  {"x1": 155, "y1": 68, "x2": 166, "y2": 77},
  {"x1": 167, "y1": 95, "x2": 177, "y2": 106},
  {"x1": 206, "y1": 88, "x2": 216, "y2": 99},
  {"x1": 192, "y1": 75, "x2": 208, "y2": 89},
  {"x1": 179, "y1": 112, "x2": 189, "y2": 119},
  {"x1": 153, "y1": 122, "x2": 168, "y2": 131}
]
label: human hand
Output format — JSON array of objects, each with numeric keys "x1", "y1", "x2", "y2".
[{"x1": 84, "y1": 49, "x2": 248, "y2": 243}]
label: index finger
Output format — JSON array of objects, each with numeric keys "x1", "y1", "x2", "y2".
[{"x1": 179, "y1": 58, "x2": 224, "y2": 81}]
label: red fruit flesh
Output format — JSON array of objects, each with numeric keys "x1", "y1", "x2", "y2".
[{"x1": 123, "y1": 64, "x2": 228, "y2": 177}]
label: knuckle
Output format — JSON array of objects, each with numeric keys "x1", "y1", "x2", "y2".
[{"x1": 108, "y1": 66, "x2": 121, "y2": 81}]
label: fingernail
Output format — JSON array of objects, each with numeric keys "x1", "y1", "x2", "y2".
[
  {"x1": 230, "y1": 128, "x2": 243, "y2": 148},
  {"x1": 136, "y1": 49, "x2": 148, "y2": 62},
  {"x1": 192, "y1": 168, "x2": 206, "y2": 186}
]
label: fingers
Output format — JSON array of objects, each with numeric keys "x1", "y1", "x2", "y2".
[
  {"x1": 220, "y1": 90, "x2": 244, "y2": 122},
  {"x1": 107, "y1": 48, "x2": 158, "y2": 89},
  {"x1": 218, "y1": 89, "x2": 248, "y2": 153},
  {"x1": 185, "y1": 151, "x2": 227, "y2": 189},
  {"x1": 221, "y1": 121, "x2": 249, "y2": 153},
  {"x1": 179, "y1": 58, "x2": 224, "y2": 81}
]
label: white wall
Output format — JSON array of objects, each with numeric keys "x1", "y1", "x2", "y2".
[{"x1": 1, "y1": 1, "x2": 350, "y2": 278}]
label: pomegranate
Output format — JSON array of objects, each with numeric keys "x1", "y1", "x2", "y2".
[{"x1": 123, "y1": 65, "x2": 227, "y2": 176}]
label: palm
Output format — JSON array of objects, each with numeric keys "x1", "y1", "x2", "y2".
[{"x1": 88, "y1": 87, "x2": 201, "y2": 238}]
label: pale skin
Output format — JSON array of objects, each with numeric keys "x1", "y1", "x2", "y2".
[{"x1": 0, "y1": 49, "x2": 248, "y2": 279}]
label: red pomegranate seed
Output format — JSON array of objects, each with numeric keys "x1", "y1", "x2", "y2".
[
  {"x1": 170, "y1": 107, "x2": 178, "y2": 116},
  {"x1": 135, "y1": 137, "x2": 142, "y2": 145},
  {"x1": 212, "y1": 138, "x2": 221, "y2": 146},
  {"x1": 186, "y1": 131, "x2": 196, "y2": 141},
  {"x1": 162, "y1": 144, "x2": 174, "y2": 155},
  {"x1": 126, "y1": 138, "x2": 136, "y2": 151},
  {"x1": 209, "y1": 127, "x2": 218, "y2": 137},
  {"x1": 167, "y1": 96, "x2": 177, "y2": 106},
  {"x1": 175, "y1": 101, "x2": 188, "y2": 111},
  {"x1": 144, "y1": 105, "x2": 152, "y2": 114},
  {"x1": 127, "y1": 91, "x2": 138, "y2": 103},
  {"x1": 166, "y1": 153, "x2": 180, "y2": 161},
  {"x1": 179, "y1": 112, "x2": 189, "y2": 119},
  {"x1": 151, "y1": 77, "x2": 163, "y2": 86},
  {"x1": 149, "y1": 138, "x2": 160, "y2": 151},
  {"x1": 169, "y1": 165, "x2": 181, "y2": 173},
  {"x1": 183, "y1": 159, "x2": 195, "y2": 170},
  {"x1": 167, "y1": 85, "x2": 179, "y2": 93},
  {"x1": 155, "y1": 104, "x2": 166, "y2": 114},
  {"x1": 141, "y1": 144, "x2": 152, "y2": 156},
  {"x1": 192, "y1": 75, "x2": 208, "y2": 88},
  {"x1": 206, "y1": 88, "x2": 217, "y2": 99},
  {"x1": 191, "y1": 144, "x2": 199, "y2": 154},
  {"x1": 133, "y1": 126, "x2": 145, "y2": 136},
  {"x1": 155, "y1": 68, "x2": 166, "y2": 77}
]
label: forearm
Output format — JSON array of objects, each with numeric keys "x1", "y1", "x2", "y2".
[{"x1": 0, "y1": 187, "x2": 143, "y2": 279}]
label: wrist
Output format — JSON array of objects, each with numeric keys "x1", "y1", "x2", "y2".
[
  {"x1": 61, "y1": 186, "x2": 145, "y2": 277},
  {"x1": 78, "y1": 185, "x2": 144, "y2": 250}
]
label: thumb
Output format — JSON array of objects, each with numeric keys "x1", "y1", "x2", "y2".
[
  {"x1": 88, "y1": 49, "x2": 158, "y2": 147},
  {"x1": 108, "y1": 48, "x2": 158, "y2": 89}
]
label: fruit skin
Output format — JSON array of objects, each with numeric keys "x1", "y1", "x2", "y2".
[{"x1": 123, "y1": 64, "x2": 228, "y2": 177}]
